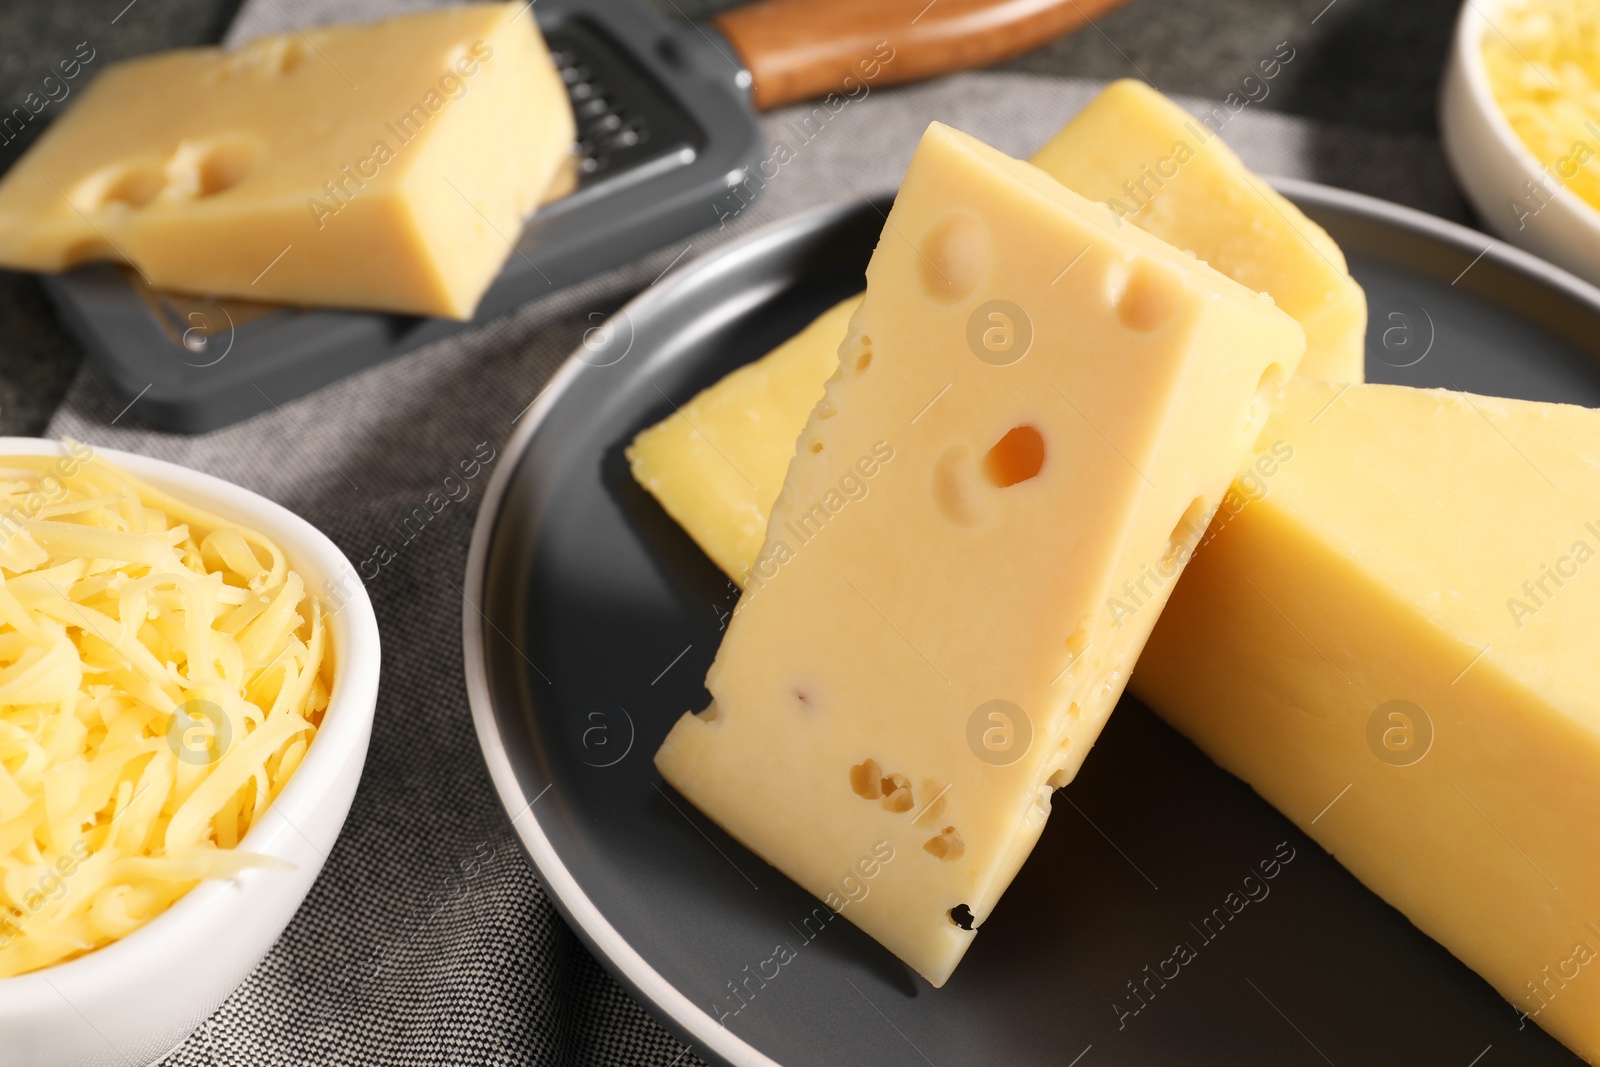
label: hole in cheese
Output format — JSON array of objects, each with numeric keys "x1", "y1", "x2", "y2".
[
  {"x1": 219, "y1": 37, "x2": 306, "y2": 78},
  {"x1": 78, "y1": 162, "x2": 166, "y2": 212},
  {"x1": 193, "y1": 139, "x2": 259, "y2": 198},
  {"x1": 277, "y1": 39, "x2": 306, "y2": 73},
  {"x1": 854, "y1": 350, "x2": 873, "y2": 373},
  {"x1": 1256, "y1": 361, "x2": 1288, "y2": 395},
  {"x1": 948, "y1": 904, "x2": 975, "y2": 930},
  {"x1": 982, "y1": 425, "x2": 1046, "y2": 487},
  {"x1": 446, "y1": 41, "x2": 483, "y2": 78},
  {"x1": 1045, "y1": 738, "x2": 1077, "y2": 788},
  {"x1": 850, "y1": 758, "x2": 884, "y2": 799},
  {"x1": 933, "y1": 444, "x2": 984, "y2": 526},
  {"x1": 924, "y1": 826, "x2": 965, "y2": 862},
  {"x1": 881, "y1": 773, "x2": 914, "y2": 813},
  {"x1": 918, "y1": 214, "x2": 989, "y2": 303},
  {"x1": 808, "y1": 440, "x2": 825, "y2": 454},
  {"x1": 1163, "y1": 495, "x2": 1210, "y2": 571},
  {"x1": 1247, "y1": 361, "x2": 1289, "y2": 432},
  {"x1": 161, "y1": 139, "x2": 261, "y2": 203},
  {"x1": 1113, "y1": 260, "x2": 1180, "y2": 332}
]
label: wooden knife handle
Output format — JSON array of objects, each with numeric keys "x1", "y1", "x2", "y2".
[{"x1": 713, "y1": 0, "x2": 1131, "y2": 111}]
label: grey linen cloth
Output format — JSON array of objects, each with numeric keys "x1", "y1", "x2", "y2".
[{"x1": 39, "y1": 3, "x2": 1468, "y2": 1062}]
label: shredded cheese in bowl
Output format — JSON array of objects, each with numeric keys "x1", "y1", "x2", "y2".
[
  {"x1": 1483, "y1": 0, "x2": 1600, "y2": 213},
  {"x1": 0, "y1": 441, "x2": 330, "y2": 977}
]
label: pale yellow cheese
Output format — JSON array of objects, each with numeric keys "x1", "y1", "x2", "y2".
[
  {"x1": 627, "y1": 80, "x2": 1365, "y2": 583},
  {"x1": 1032, "y1": 79, "x2": 1365, "y2": 383},
  {"x1": 629, "y1": 299, "x2": 859, "y2": 581},
  {"x1": 655, "y1": 122, "x2": 1305, "y2": 985},
  {"x1": 0, "y1": 4, "x2": 573, "y2": 318},
  {"x1": 1133, "y1": 379, "x2": 1600, "y2": 1060}
]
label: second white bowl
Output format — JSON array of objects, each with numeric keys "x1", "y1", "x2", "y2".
[{"x1": 1441, "y1": 0, "x2": 1600, "y2": 285}]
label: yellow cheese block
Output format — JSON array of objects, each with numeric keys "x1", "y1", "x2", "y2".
[
  {"x1": 630, "y1": 299, "x2": 859, "y2": 580},
  {"x1": 0, "y1": 3, "x2": 573, "y2": 318},
  {"x1": 627, "y1": 80, "x2": 1366, "y2": 584},
  {"x1": 1032, "y1": 80, "x2": 1366, "y2": 383},
  {"x1": 655, "y1": 122, "x2": 1305, "y2": 985},
  {"x1": 1133, "y1": 379, "x2": 1600, "y2": 1059}
]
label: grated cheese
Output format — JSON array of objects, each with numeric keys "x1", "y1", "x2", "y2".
[
  {"x1": 1483, "y1": 0, "x2": 1600, "y2": 213},
  {"x1": 0, "y1": 443, "x2": 330, "y2": 977}
]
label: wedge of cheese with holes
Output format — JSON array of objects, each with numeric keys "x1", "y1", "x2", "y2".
[
  {"x1": 654, "y1": 122, "x2": 1305, "y2": 985},
  {"x1": 627, "y1": 81, "x2": 1363, "y2": 584},
  {"x1": 0, "y1": 3, "x2": 573, "y2": 318},
  {"x1": 1133, "y1": 379, "x2": 1600, "y2": 1059},
  {"x1": 1032, "y1": 79, "x2": 1365, "y2": 383}
]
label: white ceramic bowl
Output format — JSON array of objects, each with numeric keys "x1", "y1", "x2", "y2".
[
  {"x1": 1440, "y1": 0, "x2": 1600, "y2": 284},
  {"x1": 0, "y1": 440, "x2": 379, "y2": 1067}
]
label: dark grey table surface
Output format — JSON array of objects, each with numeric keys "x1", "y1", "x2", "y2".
[{"x1": 0, "y1": 0, "x2": 1460, "y2": 436}]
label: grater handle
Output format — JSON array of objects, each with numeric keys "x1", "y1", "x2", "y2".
[{"x1": 712, "y1": 0, "x2": 1131, "y2": 111}]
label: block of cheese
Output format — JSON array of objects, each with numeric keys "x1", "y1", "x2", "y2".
[
  {"x1": 1032, "y1": 79, "x2": 1365, "y2": 383},
  {"x1": 1133, "y1": 379, "x2": 1600, "y2": 1059},
  {"x1": 627, "y1": 80, "x2": 1365, "y2": 584},
  {"x1": 0, "y1": 3, "x2": 573, "y2": 318},
  {"x1": 655, "y1": 122, "x2": 1305, "y2": 985},
  {"x1": 630, "y1": 298, "x2": 859, "y2": 580}
]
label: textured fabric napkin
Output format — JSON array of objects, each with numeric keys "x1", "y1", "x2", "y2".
[{"x1": 39, "y1": 2, "x2": 1469, "y2": 1063}]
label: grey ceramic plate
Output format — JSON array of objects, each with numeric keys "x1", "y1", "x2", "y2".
[{"x1": 464, "y1": 180, "x2": 1594, "y2": 1067}]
